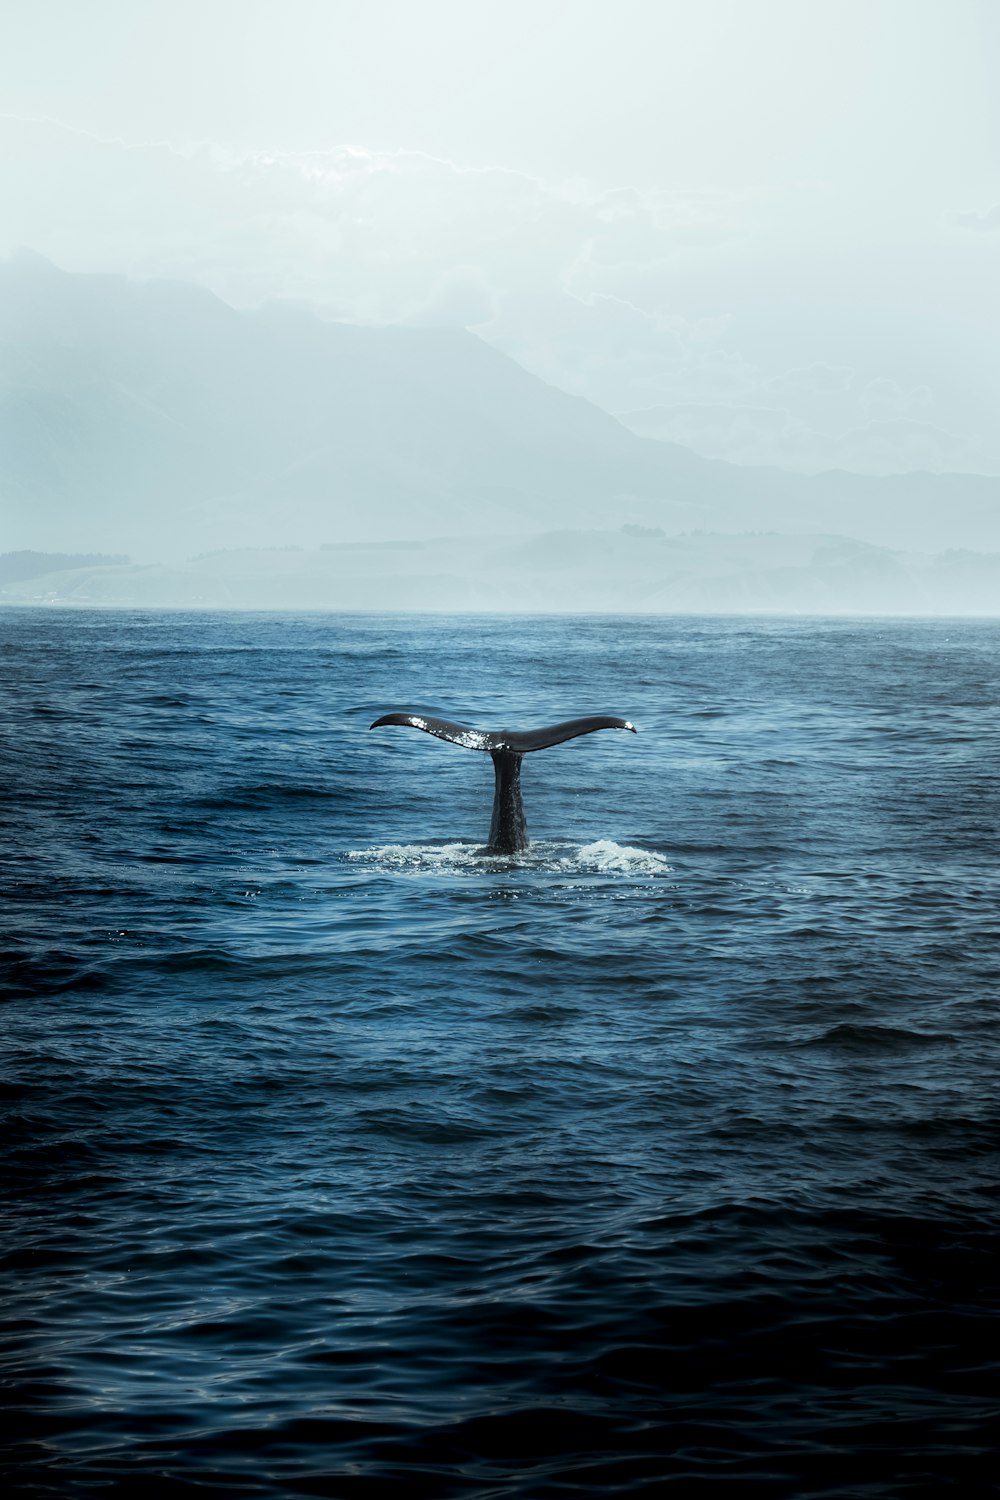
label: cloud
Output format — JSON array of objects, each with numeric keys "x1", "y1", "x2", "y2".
[
  {"x1": 619, "y1": 402, "x2": 794, "y2": 464},
  {"x1": 0, "y1": 115, "x2": 748, "y2": 326},
  {"x1": 949, "y1": 204, "x2": 1000, "y2": 231},
  {"x1": 859, "y1": 378, "x2": 933, "y2": 421},
  {"x1": 403, "y1": 265, "x2": 500, "y2": 328},
  {"x1": 616, "y1": 402, "x2": 997, "y2": 477},
  {"x1": 767, "y1": 363, "x2": 854, "y2": 395}
]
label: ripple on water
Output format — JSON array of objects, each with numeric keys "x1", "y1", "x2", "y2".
[{"x1": 1, "y1": 610, "x2": 999, "y2": 1498}]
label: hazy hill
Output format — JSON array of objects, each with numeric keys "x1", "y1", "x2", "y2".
[
  {"x1": 0, "y1": 252, "x2": 708, "y2": 558},
  {"x1": 5, "y1": 532, "x2": 999, "y2": 616},
  {"x1": 2, "y1": 252, "x2": 998, "y2": 562}
]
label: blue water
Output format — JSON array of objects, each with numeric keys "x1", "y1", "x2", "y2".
[{"x1": 2, "y1": 609, "x2": 999, "y2": 1497}]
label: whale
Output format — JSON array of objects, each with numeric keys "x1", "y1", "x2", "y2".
[{"x1": 370, "y1": 713, "x2": 637, "y2": 854}]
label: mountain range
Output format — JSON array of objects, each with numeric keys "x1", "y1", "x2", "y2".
[{"x1": 3, "y1": 252, "x2": 999, "y2": 581}]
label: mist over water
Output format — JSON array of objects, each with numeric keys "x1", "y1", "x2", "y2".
[{"x1": 2, "y1": 609, "x2": 999, "y2": 1495}]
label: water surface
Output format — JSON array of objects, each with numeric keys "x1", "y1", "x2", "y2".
[{"x1": 2, "y1": 610, "x2": 998, "y2": 1496}]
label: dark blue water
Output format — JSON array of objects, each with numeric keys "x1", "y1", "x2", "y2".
[{"x1": 2, "y1": 609, "x2": 999, "y2": 1497}]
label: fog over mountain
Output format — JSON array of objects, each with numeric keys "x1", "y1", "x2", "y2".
[
  {"x1": 0, "y1": 252, "x2": 701, "y2": 558},
  {"x1": 3, "y1": 109, "x2": 997, "y2": 485},
  {"x1": 1, "y1": 0, "x2": 997, "y2": 612},
  {"x1": 6, "y1": 530, "x2": 1000, "y2": 617},
  {"x1": 2, "y1": 253, "x2": 999, "y2": 613},
  {"x1": 2, "y1": 0, "x2": 998, "y2": 483}
]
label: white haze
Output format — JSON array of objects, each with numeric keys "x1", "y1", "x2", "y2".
[
  {"x1": 2, "y1": 0, "x2": 998, "y2": 476},
  {"x1": 0, "y1": 0, "x2": 998, "y2": 612}
]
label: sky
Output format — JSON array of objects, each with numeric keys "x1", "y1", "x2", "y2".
[{"x1": 1, "y1": 0, "x2": 998, "y2": 475}]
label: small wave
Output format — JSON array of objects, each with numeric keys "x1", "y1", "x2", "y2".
[
  {"x1": 345, "y1": 839, "x2": 670, "y2": 876},
  {"x1": 194, "y1": 783, "x2": 345, "y2": 810},
  {"x1": 803, "y1": 1022, "x2": 952, "y2": 1052}
]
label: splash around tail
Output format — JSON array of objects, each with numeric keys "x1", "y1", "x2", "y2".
[
  {"x1": 345, "y1": 838, "x2": 669, "y2": 876},
  {"x1": 370, "y1": 712, "x2": 638, "y2": 855}
]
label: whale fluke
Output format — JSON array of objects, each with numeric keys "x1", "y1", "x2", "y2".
[
  {"x1": 370, "y1": 712, "x2": 637, "y2": 854},
  {"x1": 502, "y1": 716, "x2": 637, "y2": 754},
  {"x1": 369, "y1": 712, "x2": 497, "y2": 751}
]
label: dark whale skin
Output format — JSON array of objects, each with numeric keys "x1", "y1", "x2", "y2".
[{"x1": 370, "y1": 713, "x2": 637, "y2": 854}]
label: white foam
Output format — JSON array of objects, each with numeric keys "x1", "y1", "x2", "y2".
[
  {"x1": 566, "y1": 840, "x2": 671, "y2": 875},
  {"x1": 346, "y1": 841, "x2": 487, "y2": 871},
  {"x1": 345, "y1": 839, "x2": 670, "y2": 877}
]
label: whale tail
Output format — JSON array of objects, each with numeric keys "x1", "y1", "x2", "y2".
[{"x1": 369, "y1": 713, "x2": 637, "y2": 854}]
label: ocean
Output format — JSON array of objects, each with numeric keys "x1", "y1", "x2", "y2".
[{"x1": 2, "y1": 608, "x2": 998, "y2": 1496}]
